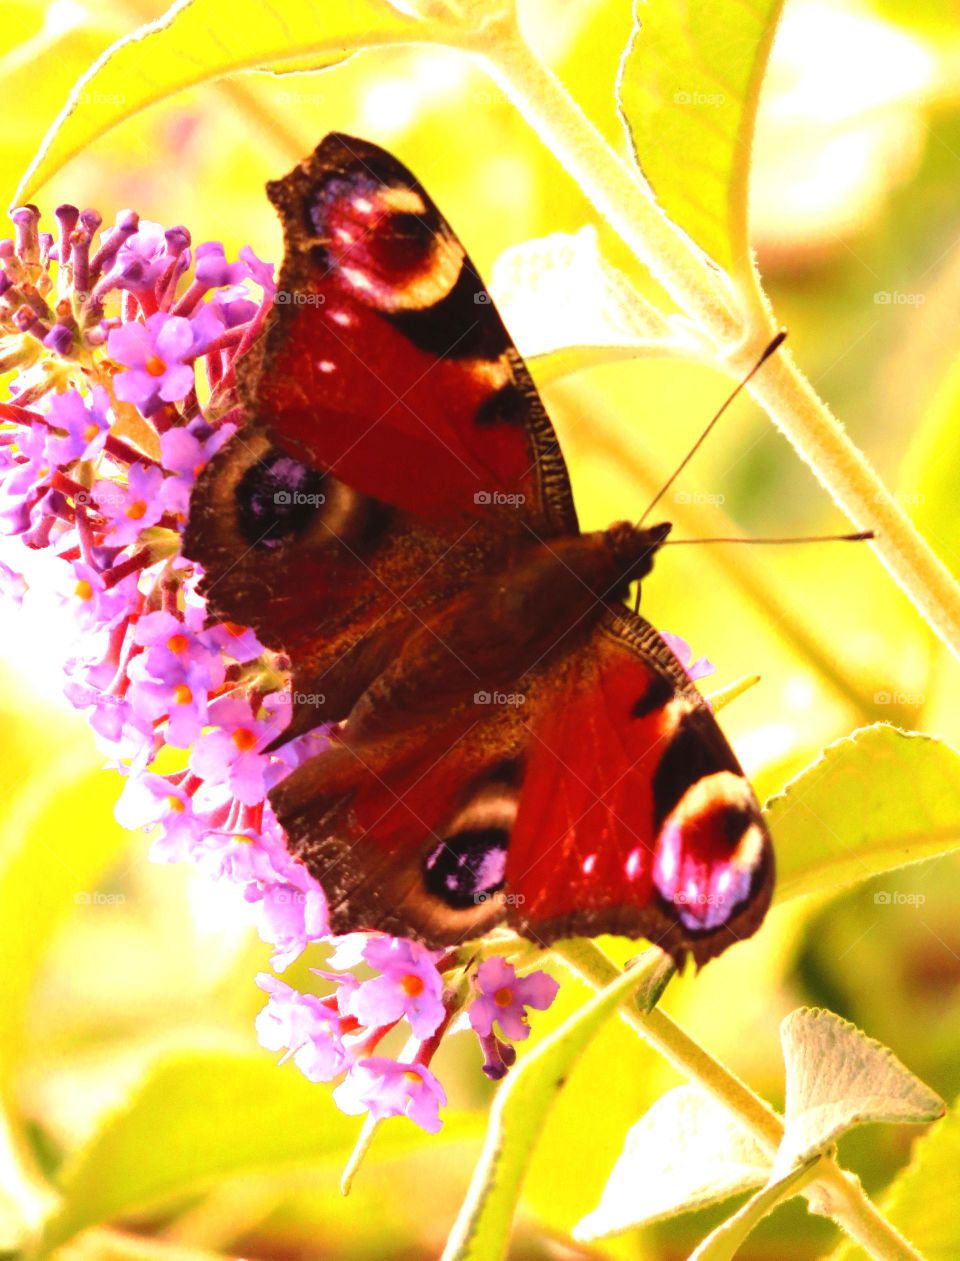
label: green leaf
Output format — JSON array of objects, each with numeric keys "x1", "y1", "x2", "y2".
[
  {"x1": 690, "y1": 1161, "x2": 819, "y2": 1261},
  {"x1": 766, "y1": 725, "x2": 960, "y2": 905},
  {"x1": 775, "y1": 1008, "x2": 944, "y2": 1178},
  {"x1": 440, "y1": 950, "x2": 673, "y2": 1261},
  {"x1": 573, "y1": 1085, "x2": 771, "y2": 1242},
  {"x1": 0, "y1": 752, "x2": 130, "y2": 1073},
  {"x1": 15, "y1": 0, "x2": 443, "y2": 204},
  {"x1": 32, "y1": 1049, "x2": 482, "y2": 1256},
  {"x1": 831, "y1": 1093, "x2": 960, "y2": 1261},
  {"x1": 616, "y1": 0, "x2": 785, "y2": 279},
  {"x1": 489, "y1": 226, "x2": 705, "y2": 383}
]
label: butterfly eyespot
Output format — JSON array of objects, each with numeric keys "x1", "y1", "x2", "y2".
[
  {"x1": 653, "y1": 773, "x2": 767, "y2": 933},
  {"x1": 423, "y1": 825, "x2": 509, "y2": 911},
  {"x1": 235, "y1": 452, "x2": 328, "y2": 547}
]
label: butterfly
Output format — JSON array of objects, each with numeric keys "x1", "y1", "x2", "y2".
[{"x1": 184, "y1": 132, "x2": 774, "y2": 968}]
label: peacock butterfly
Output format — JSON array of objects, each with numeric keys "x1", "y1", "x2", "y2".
[{"x1": 183, "y1": 133, "x2": 774, "y2": 967}]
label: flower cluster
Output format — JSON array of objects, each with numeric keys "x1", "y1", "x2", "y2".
[{"x1": 0, "y1": 200, "x2": 561, "y2": 1133}]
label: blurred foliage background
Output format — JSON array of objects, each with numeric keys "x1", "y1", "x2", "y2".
[{"x1": 2, "y1": 0, "x2": 960, "y2": 1257}]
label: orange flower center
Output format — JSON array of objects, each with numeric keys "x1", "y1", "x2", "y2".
[
  {"x1": 402, "y1": 1069, "x2": 422, "y2": 1084},
  {"x1": 125, "y1": 499, "x2": 148, "y2": 520},
  {"x1": 165, "y1": 795, "x2": 185, "y2": 814},
  {"x1": 145, "y1": 354, "x2": 167, "y2": 377},
  {"x1": 400, "y1": 973, "x2": 424, "y2": 997},
  {"x1": 494, "y1": 987, "x2": 514, "y2": 1008},
  {"x1": 167, "y1": 634, "x2": 189, "y2": 654},
  {"x1": 74, "y1": 579, "x2": 94, "y2": 601},
  {"x1": 83, "y1": 422, "x2": 99, "y2": 441},
  {"x1": 173, "y1": 684, "x2": 192, "y2": 705},
  {"x1": 232, "y1": 833, "x2": 253, "y2": 845},
  {"x1": 232, "y1": 727, "x2": 257, "y2": 752}
]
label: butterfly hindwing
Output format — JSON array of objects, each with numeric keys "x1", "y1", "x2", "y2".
[
  {"x1": 269, "y1": 607, "x2": 773, "y2": 966},
  {"x1": 504, "y1": 607, "x2": 774, "y2": 965}
]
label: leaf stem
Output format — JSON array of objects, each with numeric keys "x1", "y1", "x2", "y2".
[
  {"x1": 814, "y1": 1165, "x2": 928, "y2": 1261},
  {"x1": 475, "y1": 19, "x2": 960, "y2": 661},
  {"x1": 554, "y1": 940, "x2": 925, "y2": 1261}
]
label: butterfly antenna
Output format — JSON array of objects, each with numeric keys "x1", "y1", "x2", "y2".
[
  {"x1": 664, "y1": 530, "x2": 874, "y2": 546},
  {"x1": 639, "y1": 329, "x2": 788, "y2": 525}
]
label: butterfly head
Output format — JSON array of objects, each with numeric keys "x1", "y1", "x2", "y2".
[{"x1": 606, "y1": 520, "x2": 672, "y2": 588}]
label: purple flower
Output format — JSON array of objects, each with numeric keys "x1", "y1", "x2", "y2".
[
  {"x1": 0, "y1": 560, "x2": 26, "y2": 604},
  {"x1": 131, "y1": 608, "x2": 225, "y2": 689},
  {"x1": 256, "y1": 974, "x2": 352, "y2": 1082},
  {"x1": 127, "y1": 658, "x2": 212, "y2": 747},
  {"x1": 46, "y1": 386, "x2": 110, "y2": 464},
  {"x1": 341, "y1": 936, "x2": 445, "y2": 1040},
  {"x1": 207, "y1": 285, "x2": 259, "y2": 330},
  {"x1": 239, "y1": 245, "x2": 275, "y2": 298},
  {"x1": 2, "y1": 423, "x2": 52, "y2": 500},
  {"x1": 189, "y1": 696, "x2": 281, "y2": 806},
  {"x1": 59, "y1": 560, "x2": 139, "y2": 631},
  {"x1": 114, "y1": 220, "x2": 171, "y2": 290},
  {"x1": 204, "y1": 619, "x2": 263, "y2": 664},
  {"x1": 333, "y1": 1058, "x2": 446, "y2": 1134},
  {"x1": 469, "y1": 957, "x2": 559, "y2": 1043},
  {"x1": 158, "y1": 420, "x2": 235, "y2": 516},
  {"x1": 660, "y1": 631, "x2": 714, "y2": 683},
  {"x1": 108, "y1": 312, "x2": 209, "y2": 415},
  {"x1": 93, "y1": 461, "x2": 163, "y2": 546},
  {"x1": 115, "y1": 771, "x2": 209, "y2": 861},
  {"x1": 195, "y1": 242, "x2": 247, "y2": 288}
]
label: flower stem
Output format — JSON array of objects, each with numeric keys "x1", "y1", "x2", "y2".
[
  {"x1": 555, "y1": 940, "x2": 924, "y2": 1261},
  {"x1": 475, "y1": 20, "x2": 960, "y2": 660}
]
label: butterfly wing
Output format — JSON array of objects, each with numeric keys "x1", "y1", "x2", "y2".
[
  {"x1": 185, "y1": 132, "x2": 577, "y2": 729},
  {"x1": 270, "y1": 606, "x2": 772, "y2": 966},
  {"x1": 251, "y1": 132, "x2": 576, "y2": 533},
  {"x1": 505, "y1": 606, "x2": 773, "y2": 965}
]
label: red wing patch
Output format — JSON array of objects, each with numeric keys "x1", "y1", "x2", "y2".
[
  {"x1": 506, "y1": 608, "x2": 773, "y2": 965},
  {"x1": 246, "y1": 133, "x2": 577, "y2": 535}
]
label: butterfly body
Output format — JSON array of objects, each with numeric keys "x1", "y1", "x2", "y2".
[{"x1": 184, "y1": 134, "x2": 774, "y2": 966}]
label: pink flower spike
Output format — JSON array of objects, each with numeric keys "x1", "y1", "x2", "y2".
[
  {"x1": 332, "y1": 1058, "x2": 446, "y2": 1134},
  {"x1": 469, "y1": 957, "x2": 559, "y2": 1043},
  {"x1": 660, "y1": 630, "x2": 715, "y2": 682}
]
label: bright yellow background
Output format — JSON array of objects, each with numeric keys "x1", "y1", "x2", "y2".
[{"x1": 3, "y1": 1, "x2": 960, "y2": 1256}]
